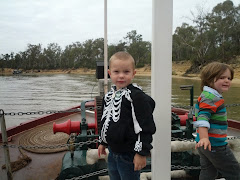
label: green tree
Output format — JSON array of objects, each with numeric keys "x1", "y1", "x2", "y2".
[
  {"x1": 14, "y1": 53, "x2": 22, "y2": 69},
  {"x1": 61, "y1": 44, "x2": 75, "y2": 69},
  {"x1": 81, "y1": 39, "x2": 95, "y2": 68},
  {"x1": 124, "y1": 30, "x2": 151, "y2": 67},
  {"x1": 108, "y1": 40, "x2": 127, "y2": 58},
  {"x1": 208, "y1": 0, "x2": 240, "y2": 61},
  {"x1": 42, "y1": 43, "x2": 62, "y2": 69},
  {"x1": 172, "y1": 23, "x2": 196, "y2": 62},
  {"x1": 172, "y1": 0, "x2": 240, "y2": 74},
  {"x1": 25, "y1": 44, "x2": 42, "y2": 70}
]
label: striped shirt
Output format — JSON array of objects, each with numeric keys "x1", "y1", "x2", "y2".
[{"x1": 194, "y1": 86, "x2": 228, "y2": 147}]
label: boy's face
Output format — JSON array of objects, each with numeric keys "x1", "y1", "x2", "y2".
[
  {"x1": 108, "y1": 59, "x2": 136, "y2": 90},
  {"x1": 213, "y1": 68, "x2": 232, "y2": 94}
]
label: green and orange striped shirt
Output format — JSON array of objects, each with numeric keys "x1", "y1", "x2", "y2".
[{"x1": 194, "y1": 86, "x2": 228, "y2": 147}]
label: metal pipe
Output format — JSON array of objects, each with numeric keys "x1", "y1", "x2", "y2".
[
  {"x1": 104, "y1": 0, "x2": 108, "y2": 94},
  {"x1": 151, "y1": 0, "x2": 173, "y2": 179},
  {"x1": 180, "y1": 85, "x2": 194, "y2": 106},
  {"x1": 0, "y1": 109, "x2": 13, "y2": 180}
]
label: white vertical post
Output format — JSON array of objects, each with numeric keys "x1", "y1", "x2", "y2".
[
  {"x1": 0, "y1": 110, "x2": 13, "y2": 180},
  {"x1": 151, "y1": 0, "x2": 173, "y2": 179},
  {"x1": 104, "y1": 0, "x2": 108, "y2": 94}
]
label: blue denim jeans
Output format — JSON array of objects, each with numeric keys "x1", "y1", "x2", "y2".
[
  {"x1": 197, "y1": 145, "x2": 240, "y2": 180},
  {"x1": 107, "y1": 148, "x2": 140, "y2": 180}
]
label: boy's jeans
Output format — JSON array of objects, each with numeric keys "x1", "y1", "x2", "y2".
[
  {"x1": 197, "y1": 145, "x2": 240, "y2": 180},
  {"x1": 108, "y1": 148, "x2": 140, "y2": 180}
]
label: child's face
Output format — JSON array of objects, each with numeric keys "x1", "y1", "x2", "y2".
[
  {"x1": 108, "y1": 59, "x2": 136, "y2": 90},
  {"x1": 213, "y1": 68, "x2": 232, "y2": 94}
]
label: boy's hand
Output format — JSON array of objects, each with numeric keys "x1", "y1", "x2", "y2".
[
  {"x1": 195, "y1": 138, "x2": 211, "y2": 151},
  {"x1": 98, "y1": 144, "x2": 106, "y2": 157},
  {"x1": 133, "y1": 153, "x2": 146, "y2": 171}
]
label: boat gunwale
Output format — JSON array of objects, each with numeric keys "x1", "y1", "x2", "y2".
[
  {"x1": 171, "y1": 107, "x2": 240, "y2": 131},
  {"x1": 1, "y1": 104, "x2": 240, "y2": 142},
  {"x1": 0, "y1": 101, "x2": 95, "y2": 142}
]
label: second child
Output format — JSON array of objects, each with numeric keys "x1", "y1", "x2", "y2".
[{"x1": 194, "y1": 62, "x2": 240, "y2": 180}]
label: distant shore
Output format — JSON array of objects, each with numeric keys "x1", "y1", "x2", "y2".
[{"x1": 1, "y1": 61, "x2": 240, "y2": 84}]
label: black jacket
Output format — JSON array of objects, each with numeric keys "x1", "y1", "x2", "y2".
[{"x1": 99, "y1": 84, "x2": 156, "y2": 156}]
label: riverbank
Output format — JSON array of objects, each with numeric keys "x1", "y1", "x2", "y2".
[
  {"x1": 2, "y1": 60, "x2": 240, "y2": 84},
  {"x1": 138, "y1": 61, "x2": 240, "y2": 84}
]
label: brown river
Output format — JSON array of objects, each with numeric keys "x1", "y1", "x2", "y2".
[{"x1": 1, "y1": 74, "x2": 240, "y2": 129}]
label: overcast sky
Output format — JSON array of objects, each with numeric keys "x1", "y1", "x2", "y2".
[{"x1": 0, "y1": 0, "x2": 239, "y2": 55}]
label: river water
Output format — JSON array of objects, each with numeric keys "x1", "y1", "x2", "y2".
[{"x1": 1, "y1": 74, "x2": 240, "y2": 129}]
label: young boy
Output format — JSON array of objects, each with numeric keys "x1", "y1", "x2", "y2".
[
  {"x1": 98, "y1": 51, "x2": 156, "y2": 180},
  {"x1": 194, "y1": 62, "x2": 240, "y2": 180}
]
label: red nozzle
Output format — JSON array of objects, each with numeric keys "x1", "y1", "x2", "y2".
[
  {"x1": 179, "y1": 113, "x2": 196, "y2": 126},
  {"x1": 53, "y1": 119, "x2": 80, "y2": 135}
]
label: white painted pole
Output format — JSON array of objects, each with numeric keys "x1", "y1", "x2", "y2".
[
  {"x1": 151, "y1": 0, "x2": 173, "y2": 179},
  {"x1": 104, "y1": 0, "x2": 108, "y2": 94},
  {"x1": 0, "y1": 110, "x2": 13, "y2": 180}
]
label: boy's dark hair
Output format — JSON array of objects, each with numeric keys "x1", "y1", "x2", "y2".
[{"x1": 200, "y1": 62, "x2": 234, "y2": 91}]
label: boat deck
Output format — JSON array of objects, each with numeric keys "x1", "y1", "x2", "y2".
[
  {"x1": 228, "y1": 127, "x2": 240, "y2": 137},
  {"x1": 0, "y1": 112, "x2": 96, "y2": 180},
  {"x1": 1, "y1": 110, "x2": 240, "y2": 180}
]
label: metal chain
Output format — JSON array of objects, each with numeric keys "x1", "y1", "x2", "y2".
[
  {"x1": 171, "y1": 137, "x2": 196, "y2": 142},
  {"x1": 64, "y1": 166, "x2": 201, "y2": 180},
  {"x1": 3, "y1": 106, "x2": 102, "y2": 116},
  {"x1": 2, "y1": 136, "x2": 240, "y2": 149},
  {"x1": 225, "y1": 103, "x2": 240, "y2": 107},
  {"x1": 1, "y1": 139, "x2": 99, "y2": 149},
  {"x1": 226, "y1": 136, "x2": 240, "y2": 140},
  {"x1": 171, "y1": 164, "x2": 201, "y2": 170},
  {"x1": 172, "y1": 136, "x2": 240, "y2": 142},
  {"x1": 65, "y1": 168, "x2": 108, "y2": 180},
  {"x1": 171, "y1": 105, "x2": 191, "y2": 109},
  {"x1": 3, "y1": 103, "x2": 239, "y2": 116},
  {"x1": 65, "y1": 165, "x2": 200, "y2": 180},
  {"x1": 3, "y1": 137, "x2": 240, "y2": 176},
  {"x1": 172, "y1": 103, "x2": 240, "y2": 109}
]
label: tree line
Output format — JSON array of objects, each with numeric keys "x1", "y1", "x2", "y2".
[
  {"x1": 0, "y1": 30, "x2": 150, "y2": 71},
  {"x1": 0, "y1": 0, "x2": 239, "y2": 73}
]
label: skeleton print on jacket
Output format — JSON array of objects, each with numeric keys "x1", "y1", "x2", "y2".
[{"x1": 99, "y1": 84, "x2": 156, "y2": 156}]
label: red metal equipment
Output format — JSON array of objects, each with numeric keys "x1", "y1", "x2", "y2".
[
  {"x1": 179, "y1": 113, "x2": 196, "y2": 126},
  {"x1": 53, "y1": 119, "x2": 97, "y2": 135}
]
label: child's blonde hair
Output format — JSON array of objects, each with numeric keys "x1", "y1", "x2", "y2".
[
  {"x1": 109, "y1": 51, "x2": 135, "y2": 69},
  {"x1": 200, "y1": 62, "x2": 234, "y2": 91}
]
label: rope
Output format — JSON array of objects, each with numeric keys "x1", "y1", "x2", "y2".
[
  {"x1": 1, "y1": 148, "x2": 32, "y2": 172},
  {"x1": 18, "y1": 121, "x2": 69, "y2": 153}
]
